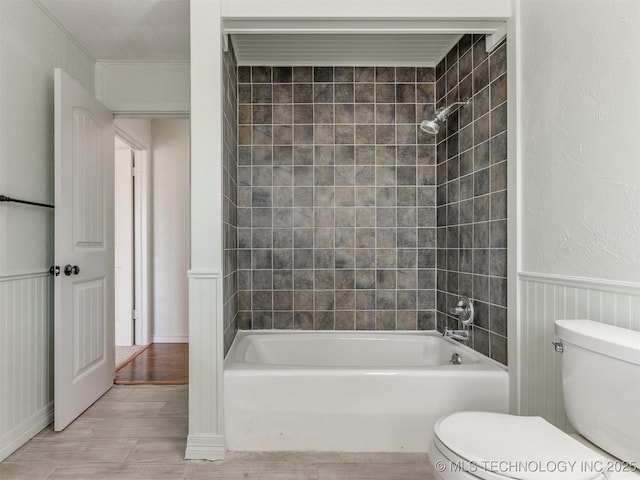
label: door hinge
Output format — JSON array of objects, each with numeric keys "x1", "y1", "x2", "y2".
[
  {"x1": 132, "y1": 309, "x2": 138, "y2": 320},
  {"x1": 131, "y1": 166, "x2": 138, "y2": 177}
]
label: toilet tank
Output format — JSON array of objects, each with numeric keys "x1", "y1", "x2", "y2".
[{"x1": 555, "y1": 320, "x2": 640, "y2": 465}]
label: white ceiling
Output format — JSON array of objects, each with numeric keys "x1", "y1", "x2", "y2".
[
  {"x1": 37, "y1": 0, "x2": 190, "y2": 61},
  {"x1": 36, "y1": 1, "x2": 482, "y2": 67}
]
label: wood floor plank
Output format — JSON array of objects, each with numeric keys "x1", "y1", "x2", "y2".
[
  {"x1": 87, "y1": 417, "x2": 188, "y2": 438},
  {"x1": 317, "y1": 462, "x2": 434, "y2": 480},
  {"x1": 125, "y1": 385, "x2": 188, "y2": 403},
  {"x1": 0, "y1": 462, "x2": 56, "y2": 480},
  {"x1": 125, "y1": 437, "x2": 188, "y2": 464},
  {"x1": 99, "y1": 386, "x2": 134, "y2": 401},
  {"x1": 184, "y1": 461, "x2": 319, "y2": 480},
  {"x1": 34, "y1": 419, "x2": 102, "y2": 440},
  {"x1": 2, "y1": 384, "x2": 437, "y2": 480},
  {"x1": 225, "y1": 451, "x2": 343, "y2": 464},
  {"x1": 81, "y1": 401, "x2": 166, "y2": 418},
  {"x1": 339, "y1": 452, "x2": 429, "y2": 464},
  {"x1": 115, "y1": 344, "x2": 188, "y2": 385},
  {"x1": 5, "y1": 438, "x2": 138, "y2": 463},
  {"x1": 46, "y1": 463, "x2": 187, "y2": 480},
  {"x1": 157, "y1": 401, "x2": 188, "y2": 417}
]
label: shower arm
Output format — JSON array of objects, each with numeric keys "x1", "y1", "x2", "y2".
[{"x1": 435, "y1": 98, "x2": 470, "y2": 121}]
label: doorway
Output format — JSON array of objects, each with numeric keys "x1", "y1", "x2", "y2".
[
  {"x1": 113, "y1": 118, "x2": 190, "y2": 384},
  {"x1": 113, "y1": 121, "x2": 152, "y2": 352},
  {"x1": 114, "y1": 135, "x2": 136, "y2": 347}
]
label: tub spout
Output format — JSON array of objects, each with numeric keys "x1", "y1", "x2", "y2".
[{"x1": 443, "y1": 329, "x2": 470, "y2": 342}]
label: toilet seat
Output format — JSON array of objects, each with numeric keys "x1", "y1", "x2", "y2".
[{"x1": 432, "y1": 412, "x2": 613, "y2": 480}]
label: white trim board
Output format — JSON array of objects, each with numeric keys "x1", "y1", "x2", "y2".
[
  {"x1": 518, "y1": 271, "x2": 640, "y2": 296},
  {"x1": 221, "y1": 0, "x2": 511, "y2": 19},
  {"x1": 223, "y1": 19, "x2": 507, "y2": 34},
  {"x1": 0, "y1": 270, "x2": 50, "y2": 282},
  {"x1": 187, "y1": 269, "x2": 224, "y2": 279},
  {"x1": 185, "y1": 434, "x2": 226, "y2": 461}
]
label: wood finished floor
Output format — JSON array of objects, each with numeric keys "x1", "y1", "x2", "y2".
[
  {"x1": 115, "y1": 343, "x2": 189, "y2": 385},
  {"x1": 1, "y1": 385, "x2": 436, "y2": 480}
]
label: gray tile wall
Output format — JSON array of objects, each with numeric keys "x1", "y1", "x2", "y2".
[
  {"x1": 223, "y1": 44, "x2": 239, "y2": 354},
  {"x1": 236, "y1": 66, "x2": 438, "y2": 330},
  {"x1": 434, "y1": 35, "x2": 508, "y2": 364}
]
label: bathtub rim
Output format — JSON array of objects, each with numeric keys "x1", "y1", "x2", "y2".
[{"x1": 224, "y1": 329, "x2": 508, "y2": 373}]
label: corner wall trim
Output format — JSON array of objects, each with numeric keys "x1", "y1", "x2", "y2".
[
  {"x1": 518, "y1": 271, "x2": 640, "y2": 296},
  {"x1": 185, "y1": 434, "x2": 226, "y2": 461}
]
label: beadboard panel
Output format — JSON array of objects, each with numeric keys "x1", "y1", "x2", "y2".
[
  {"x1": 0, "y1": 272, "x2": 53, "y2": 461},
  {"x1": 518, "y1": 271, "x2": 640, "y2": 431},
  {"x1": 186, "y1": 271, "x2": 225, "y2": 460}
]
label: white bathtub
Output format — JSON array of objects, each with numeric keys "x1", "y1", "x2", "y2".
[{"x1": 224, "y1": 330, "x2": 508, "y2": 452}]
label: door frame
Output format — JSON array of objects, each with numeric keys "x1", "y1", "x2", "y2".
[{"x1": 115, "y1": 124, "x2": 152, "y2": 346}]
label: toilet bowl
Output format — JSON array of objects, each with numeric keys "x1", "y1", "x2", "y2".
[
  {"x1": 429, "y1": 411, "x2": 639, "y2": 480},
  {"x1": 430, "y1": 320, "x2": 640, "y2": 480}
]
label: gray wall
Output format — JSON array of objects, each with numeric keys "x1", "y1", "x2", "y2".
[
  {"x1": 236, "y1": 66, "x2": 438, "y2": 330},
  {"x1": 223, "y1": 44, "x2": 239, "y2": 354},
  {"x1": 434, "y1": 35, "x2": 508, "y2": 365}
]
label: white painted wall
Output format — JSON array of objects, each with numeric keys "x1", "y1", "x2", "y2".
[
  {"x1": 96, "y1": 62, "x2": 190, "y2": 114},
  {"x1": 151, "y1": 119, "x2": 190, "y2": 343},
  {"x1": 0, "y1": 0, "x2": 95, "y2": 461},
  {"x1": 516, "y1": 0, "x2": 640, "y2": 428},
  {"x1": 519, "y1": 0, "x2": 640, "y2": 283},
  {"x1": 0, "y1": 1, "x2": 94, "y2": 275}
]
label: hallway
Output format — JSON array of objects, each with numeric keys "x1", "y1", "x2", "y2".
[
  {"x1": 115, "y1": 344, "x2": 189, "y2": 385},
  {"x1": 0, "y1": 385, "x2": 434, "y2": 479}
]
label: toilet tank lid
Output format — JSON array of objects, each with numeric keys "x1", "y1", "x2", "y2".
[{"x1": 555, "y1": 320, "x2": 640, "y2": 366}]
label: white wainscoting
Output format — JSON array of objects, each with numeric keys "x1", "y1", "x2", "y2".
[
  {"x1": 0, "y1": 271, "x2": 53, "y2": 461},
  {"x1": 518, "y1": 271, "x2": 640, "y2": 431},
  {"x1": 185, "y1": 270, "x2": 225, "y2": 461}
]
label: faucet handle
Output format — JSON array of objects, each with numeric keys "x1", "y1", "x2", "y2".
[{"x1": 450, "y1": 296, "x2": 474, "y2": 325}]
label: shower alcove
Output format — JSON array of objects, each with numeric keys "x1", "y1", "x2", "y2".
[{"x1": 188, "y1": 0, "x2": 513, "y2": 460}]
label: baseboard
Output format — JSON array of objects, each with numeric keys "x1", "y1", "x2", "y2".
[
  {"x1": 152, "y1": 335, "x2": 189, "y2": 343},
  {"x1": 0, "y1": 402, "x2": 53, "y2": 462},
  {"x1": 185, "y1": 434, "x2": 226, "y2": 461}
]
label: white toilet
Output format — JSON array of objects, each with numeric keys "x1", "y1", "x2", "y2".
[{"x1": 430, "y1": 319, "x2": 640, "y2": 480}]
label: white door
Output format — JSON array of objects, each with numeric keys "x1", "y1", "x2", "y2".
[
  {"x1": 114, "y1": 146, "x2": 134, "y2": 346},
  {"x1": 54, "y1": 68, "x2": 114, "y2": 431}
]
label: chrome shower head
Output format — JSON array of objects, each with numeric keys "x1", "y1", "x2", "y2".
[
  {"x1": 419, "y1": 99, "x2": 470, "y2": 135},
  {"x1": 420, "y1": 119, "x2": 441, "y2": 134}
]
